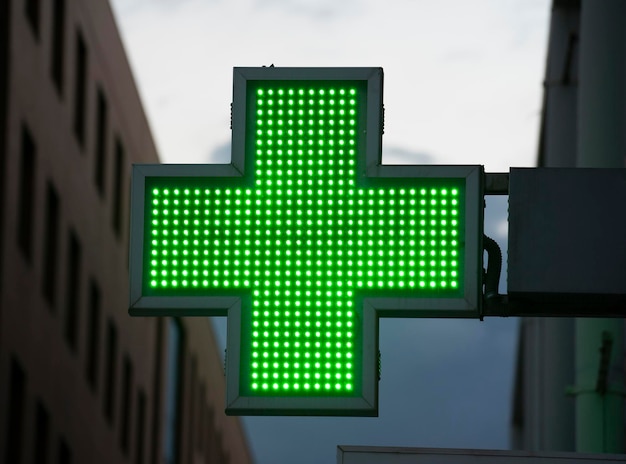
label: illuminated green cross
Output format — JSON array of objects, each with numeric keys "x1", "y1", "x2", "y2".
[{"x1": 129, "y1": 68, "x2": 482, "y2": 416}]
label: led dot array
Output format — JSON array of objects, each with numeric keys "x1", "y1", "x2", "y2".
[{"x1": 145, "y1": 83, "x2": 465, "y2": 395}]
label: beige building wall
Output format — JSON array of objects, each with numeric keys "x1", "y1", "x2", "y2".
[{"x1": 0, "y1": 0, "x2": 252, "y2": 463}]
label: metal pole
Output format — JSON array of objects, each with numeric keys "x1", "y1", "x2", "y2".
[{"x1": 576, "y1": 0, "x2": 626, "y2": 453}]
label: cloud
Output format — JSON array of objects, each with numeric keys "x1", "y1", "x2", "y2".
[
  {"x1": 111, "y1": 0, "x2": 547, "y2": 170},
  {"x1": 485, "y1": 196, "x2": 508, "y2": 243},
  {"x1": 207, "y1": 140, "x2": 231, "y2": 163},
  {"x1": 382, "y1": 146, "x2": 435, "y2": 165},
  {"x1": 207, "y1": 142, "x2": 437, "y2": 167},
  {"x1": 112, "y1": 0, "x2": 196, "y2": 17},
  {"x1": 254, "y1": 0, "x2": 361, "y2": 21},
  {"x1": 484, "y1": 196, "x2": 509, "y2": 293}
]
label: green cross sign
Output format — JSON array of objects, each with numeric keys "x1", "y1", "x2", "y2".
[{"x1": 129, "y1": 68, "x2": 483, "y2": 416}]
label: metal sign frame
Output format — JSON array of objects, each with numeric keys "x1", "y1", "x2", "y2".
[{"x1": 128, "y1": 67, "x2": 483, "y2": 416}]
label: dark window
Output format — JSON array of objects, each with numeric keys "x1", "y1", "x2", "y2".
[
  {"x1": 135, "y1": 389, "x2": 146, "y2": 464},
  {"x1": 198, "y1": 382, "x2": 206, "y2": 456},
  {"x1": 85, "y1": 279, "x2": 101, "y2": 390},
  {"x1": 25, "y1": 0, "x2": 40, "y2": 39},
  {"x1": 94, "y1": 88, "x2": 107, "y2": 195},
  {"x1": 42, "y1": 182, "x2": 60, "y2": 309},
  {"x1": 218, "y1": 433, "x2": 228, "y2": 464},
  {"x1": 57, "y1": 438, "x2": 71, "y2": 464},
  {"x1": 17, "y1": 124, "x2": 36, "y2": 261},
  {"x1": 164, "y1": 319, "x2": 183, "y2": 464},
  {"x1": 120, "y1": 355, "x2": 133, "y2": 455},
  {"x1": 64, "y1": 229, "x2": 81, "y2": 351},
  {"x1": 33, "y1": 401, "x2": 50, "y2": 464},
  {"x1": 0, "y1": 0, "x2": 9, "y2": 292},
  {"x1": 50, "y1": 0, "x2": 65, "y2": 96},
  {"x1": 112, "y1": 138, "x2": 125, "y2": 238},
  {"x1": 150, "y1": 318, "x2": 164, "y2": 464},
  {"x1": 5, "y1": 356, "x2": 26, "y2": 464},
  {"x1": 72, "y1": 30, "x2": 87, "y2": 147},
  {"x1": 189, "y1": 356, "x2": 197, "y2": 457},
  {"x1": 103, "y1": 318, "x2": 118, "y2": 424},
  {"x1": 203, "y1": 404, "x2": 213, "y2": 461}
]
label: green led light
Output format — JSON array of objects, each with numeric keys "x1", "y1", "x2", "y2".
[{"x1": 142, "y1": 80, "x2": 465, "y2": 400}]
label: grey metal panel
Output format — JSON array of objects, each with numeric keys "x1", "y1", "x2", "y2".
[
  {"x1": 129, "y1": 296, "x2": 234, "y2": 317},
  {"x1": 129, "y1": 68, "x2": 485, "y2": 417},
  {"x1": 225, "y1": 301, "x2": 379, "y2": 416},
  {"x1": 234, "y1": 67, "x2": 383, "y2": 81},
  {"x1": 363, "y1": 164, "x2": 484, "y2": 317},
  {"x1": 337, "y1": 446, "x2": 626, "y2": 464},
  {"x1": 365, "y1": 164, "x2": 480, "y2": 179},
  {"x1": 361, "y1": 164, "x2": 483, "y2": 318},
  {"x1": 233, "y1": 67, "x2": 384, "y2": 191},
  {"x1": 129, "y1": 164, "x2": 147, "y2": 308},
  {"x1": 129, "y1": 161, "x2": 484, "y2": 415},
  {"x1": 128, "y1": 163, "x2": 245, "y2": 316},
  {"x1": 226, "y1": 395, "x2": 377, "y2": 417},
  {"x1": 508, "y1": 168, "x2": 626, "y2": 298},
  {"x1": 130, "y1": 163, "x2": 243, "y2": 178}
]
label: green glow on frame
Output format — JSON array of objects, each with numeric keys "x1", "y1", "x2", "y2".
[{"x1": 144, "y1": 81, "x2": 465, "y2": 397}]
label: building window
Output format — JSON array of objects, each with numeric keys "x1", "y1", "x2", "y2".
[
  {"x1": 112, "y1": 138, "x2": 125, "y2": 238},
  {"x1": 5, "y1": 356, "x2": 26, "y2": 464},
  {"x1": 42, "y1": 181, "x2": 60, "y2": 309},
  {"x1": 72, "y1": 29, "x2": 87, "y2": 147},
  {"x1": 33, "y1": 401, "x2": 50, "y2": 464},
  {"x1": 85, "y1": 279, "x2": 101, "y2": 390},
  {"x1": 57, "y1": 438, "x2": 72, "y2": 464},
  {"x1": 135, "y1": 389, "x2": 146, "y2": 464},
  {"x1": 197, "y1": 381, "x2": 205, "y2": 455},
  {"x1": 50, "y1": 0, "x2": 65, "y2": 96},
  {"x1": 164, "y1": 319, "x2": 183, "y2": 464},
  {"x1": 204, "y1": 404, "x2": 214, "y2": 461},
  {"x1": 64, "y1": 229, "x2": 81, "y2": 351},
  {"x1": 25, "y1": 0, "x2": 40, "y2": 40},
  {"x1": 94, "y1": 87, "x2": 107, "y2": 196},
  {"x1": 17, "y1": 124, "x2": 36, "y2": 262},
  {"x1": 103, "y1": 318, "x2": 118, "y2": 425},
  {"x1": 189, "y1": 355, "x2": 197, "y2": 455},
  {"x1": 150, "y1": 319, "x2": 164, "y2": 464},
  {"x1": 120, "y1": 355, "x2": 133, "y2": 455},
  {"x1": 217, "y1": 433, "x2": 228, "y2": 464}
]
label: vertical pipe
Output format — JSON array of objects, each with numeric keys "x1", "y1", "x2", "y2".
[{"x1": 576, "y1": 0, "x2": 626, "y2": 453}]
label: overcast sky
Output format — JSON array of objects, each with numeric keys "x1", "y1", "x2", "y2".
[{"x1": 109, "y1": 1, "x2": 550, "y2": 462}]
